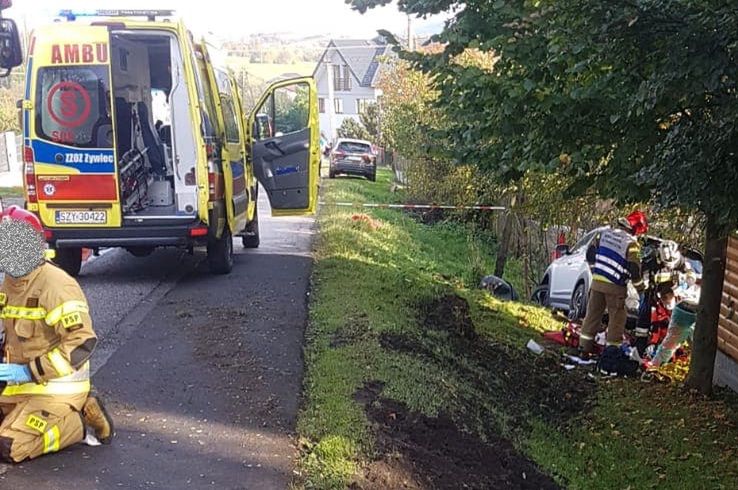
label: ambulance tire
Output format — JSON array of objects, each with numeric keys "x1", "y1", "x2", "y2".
[
  {"x1": 207, "y1": 228, "x2": 234, "y2": 275},
  {"x1": 242, "y1": 206, "x2": 260, "y2": 249},
  {"x1": 54, "y1": 247, "x2": 83, "y2": 277}
]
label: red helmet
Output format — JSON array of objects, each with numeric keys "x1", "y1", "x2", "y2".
[
  {"x1": 625, "y1": 210, "x2": 648, "y2": 236},
  {"x1": 0, "y1": 205, "x2": 43, "y2": 233}
]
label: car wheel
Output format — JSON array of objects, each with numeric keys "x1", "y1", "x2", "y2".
[
  {"x1": 207, "y1": 227, "x2": 234, "y2": 275},
  {"x1": 242, "y1": 203, "x2": 260, "y2": 249},
  {"x1": 531, "y1": 283, "x2": 550, "y2": 307},
  {"x1": 329, "y1": 170, "x2": 336, "y2": 179},
  {"x1": 367, "y1": 170, "x2": 376, "y2": 182},
  {"x1": 569, "y1": 282, "x2": 588, "y2": 321},
  {"x1": 53, "y1": 247, "x2": 83, "y2": 277}
]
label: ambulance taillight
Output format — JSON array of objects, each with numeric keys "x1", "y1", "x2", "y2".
[{"x1": 23, "y1": 146, "x2": 37, "y2": 203}]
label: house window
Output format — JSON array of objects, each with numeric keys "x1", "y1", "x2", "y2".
[
  {"x1": 319, "y1": 98, "x2": 326, "y2": 113},
  {"x1": 333, "y1": 64, "x2": 351, "y2": 91},
  {"x1": 334, "y1": 98, "x2": 344, "y2": 114},
  {"x1": 357, "y1": 99, "x2": 372, "y2": 115}
]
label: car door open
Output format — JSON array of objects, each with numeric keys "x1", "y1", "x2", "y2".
[{"x1": 249, "y1": 77, "x2": 319, "y2": 216}]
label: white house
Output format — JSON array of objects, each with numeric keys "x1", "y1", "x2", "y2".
[{"x1": 313, "y1": 39, "x2": 389, "y2": 140}]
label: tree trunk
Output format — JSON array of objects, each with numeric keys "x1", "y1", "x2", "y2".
[
  {"x1": 495, "y1": 212, "x2": 512, "y2": 278},
  {"x1": 684, "y1": 214, "x2": 729, "y2": 396}
]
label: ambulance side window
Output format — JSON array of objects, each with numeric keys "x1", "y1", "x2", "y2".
[
  {"x1": 214, "y1": 70, "x2": 241, "y2": 144},
  {"x1": 192, "y1": 54, "x2": 217, "y2": 139},
  {"x1": 273, "y1": 83, "x2": 309, "y2": 136}
]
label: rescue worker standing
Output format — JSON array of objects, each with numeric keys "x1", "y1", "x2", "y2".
[
  {"x1": 579, "y1": 211, "x2": 648, "y2": 355},
  {"x1": 0, "y1": 206, "x2": 114, "y2": 463}
]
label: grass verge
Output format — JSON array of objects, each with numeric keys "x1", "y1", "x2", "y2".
[
  {"x1": 0, "y1": 187, "x2": 24, "y2": 198},
  {"x1": 299, "y1": 169, "x2": 738, "y2": 489}
]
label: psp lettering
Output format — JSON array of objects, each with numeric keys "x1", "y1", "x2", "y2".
[{"x1": 51, "y1": 43, "x2": 108, "y2": 64}]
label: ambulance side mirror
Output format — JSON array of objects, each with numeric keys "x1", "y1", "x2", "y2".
[{"x1": 0, "y1": 18, "x2": 22, "y2": 76}]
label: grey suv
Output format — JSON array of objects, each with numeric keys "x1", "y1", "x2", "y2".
[{"x1": 328, "y1": 138, "x2": 377, "y2": 181}]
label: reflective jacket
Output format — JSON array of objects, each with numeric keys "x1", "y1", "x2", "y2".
[
  {"x1": 0, "y1": 262, "x2": 96, "y2": 397},
  {"x1": 591, "y1": 228, "x2": 643, "y2": 290}
]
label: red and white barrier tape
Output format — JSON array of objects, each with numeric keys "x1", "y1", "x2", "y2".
[{"x1": 319, "y1": 202, "x2": 505, "y2": 211}]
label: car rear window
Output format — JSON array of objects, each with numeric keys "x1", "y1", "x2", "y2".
[
  {"x1": 337, "y1": 142, "x2": 371, "y2": 154},
  {"x1": 35, "y1": 65, "x2": 113, "y2": 148}
]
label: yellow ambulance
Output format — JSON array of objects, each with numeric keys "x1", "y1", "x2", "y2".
[{"x1": 21, "y1": 9, "x2": 319, "y2": 275}]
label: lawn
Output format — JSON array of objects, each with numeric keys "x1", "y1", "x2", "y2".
[
  {"x1": 0, "y1": 186, "x2": 24, "y2": 199},
  {"x1": 298, "y1": 169, "x2": 738, "y2": 489}
]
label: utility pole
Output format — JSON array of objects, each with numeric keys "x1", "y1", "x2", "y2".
[
  {"x1": 407, "y1": 14, "x2": 415, "y2": 51},
  {"x1": 325, "y1": 55, "x2": 335, "y2": 141}
]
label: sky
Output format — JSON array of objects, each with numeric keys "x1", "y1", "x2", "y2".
[{"x1": 5, "y1": 0, "x2": 447, "y2": 40}]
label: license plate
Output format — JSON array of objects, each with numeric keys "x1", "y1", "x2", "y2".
[
  {"x1": 348, "y1": 156, "x2": 362, "y2": 162},
  {"x1": 55, "y1": 210, "x2": 107, "y2": 225}
]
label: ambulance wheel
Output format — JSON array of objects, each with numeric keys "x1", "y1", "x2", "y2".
[
  {"x1": 242, "y1": 205, "x2": 260, "y2": 249},
  {"x1": 54, "y1": 247, "x2": 82, "y2": 277},
  {"x1": 207, "y1": 228, "x2": 234, "y2": 275}
]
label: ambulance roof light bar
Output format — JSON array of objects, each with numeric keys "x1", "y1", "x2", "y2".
[{"x1": 58, "y1": 9, "x2": 175, "y2": 22}]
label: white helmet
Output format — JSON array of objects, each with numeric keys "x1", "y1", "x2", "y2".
[{"x1": 658, "y1": 240, "x2": 681, "y2": 269}]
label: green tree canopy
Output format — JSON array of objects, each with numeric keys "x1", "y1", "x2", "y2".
[{"x1": 350, "y1": 0, "x2": 738, "y2": 394}]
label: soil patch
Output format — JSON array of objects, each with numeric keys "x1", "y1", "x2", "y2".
[
  {"x1": 330, "y1": 314, "x2": 373, "y2": 348},
  {"x1": 351, "y1": 382, "x2": 559, "y2": 490},
  {"x1": 409, "y1": 294, "x2": 597, "y2": 427},
  {"x1": 420, "y1": 293, "x2": 477, "y2": 340}
]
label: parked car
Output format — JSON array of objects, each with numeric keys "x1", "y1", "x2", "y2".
[
  {"x1": 329, "y1": 138, "x2": 377, "y2": 181},
  {"x1": 531, "y1": 227, "x2": 703, "y2": 322}
]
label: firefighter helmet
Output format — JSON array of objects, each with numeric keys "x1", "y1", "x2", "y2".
[
  {"x1": 618, "y1": 210, "x2": 649, "y2": 236},
  {"x1": 658, "y1": 240, "x2": 681, "y2": 269},
  {"x1": 0, "y1": 205, "x2": 43, "y2": 233}
]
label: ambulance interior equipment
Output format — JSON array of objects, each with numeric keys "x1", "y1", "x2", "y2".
[{"x1": 110, "y1": 31, "x2": 198, "y2": 219}]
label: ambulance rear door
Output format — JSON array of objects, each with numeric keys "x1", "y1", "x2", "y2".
[{"x1": 25, "y1": 24, "x2": 120, "y2": 229}]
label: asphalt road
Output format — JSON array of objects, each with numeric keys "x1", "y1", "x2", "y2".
[{"x1": 0, "y1": 193, "x2": 315, "y2": 489}]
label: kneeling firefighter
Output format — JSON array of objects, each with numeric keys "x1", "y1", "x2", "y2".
[
  {"x1": 0, "y1": 206, "x2": 114, "y2": 462},
  {"x1": 579, "y1": 211, "x2": 648, "y2": 355}
]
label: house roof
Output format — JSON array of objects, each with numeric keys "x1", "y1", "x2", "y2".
[{"x1": 314, "y1": 39, "x2": 390, "y2": 88}]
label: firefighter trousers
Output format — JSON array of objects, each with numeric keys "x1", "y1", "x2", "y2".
[
  {"x1": 0, "y1": 393, "x2": 87, "y2": 463},
  {"x1": 580, "y1": 282, "x2": 628, "y2": 353}
]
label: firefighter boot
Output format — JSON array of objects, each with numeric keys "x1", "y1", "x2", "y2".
[{"x1": 82, "y1": 396, "x2": 115, "y2": 444}]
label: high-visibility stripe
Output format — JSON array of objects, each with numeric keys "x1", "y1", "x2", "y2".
[
  {"x1": 594, "y1": 262, "x2": 621, "y2": 280},
  {"x1": 579, "y1": 333, "x2": 594, "y2": 341},
  {"x1": 0, "y1": 306, "x2": 47, "y2": 321},
  {"x1": 607, "y1": 341, "x2": 622, "y2": 347},
  {"x1": 47, "y1": 348, "x2": 74, "y2": 377},
  {"x1": 45, "y1": 301, "x2": 89, "y2": 326},
  {"x1": 42, "y1": 426, "x2": 60, "y2": 454},
  {"x1": 595, "y1": 254, "x2": 627, "y2": 274},
  {"x1": 592, "y1": 270, "x2": 620, "y2": 285},
  {"x1": 597, "y1": 246, "x2": 628, "y2": 268},
  {"x1": 1, "y1": 379, "x2": 90, "y2": 396},
  {"x1": 0, "y1": 292, "x2": 6, "y2": 307}
]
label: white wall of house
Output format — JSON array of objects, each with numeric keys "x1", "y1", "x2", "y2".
[
  {"x1": 0, "y1": 132, "x2": 21, "y2": 188},
  {"x1": 314, "y1": 50, "x2": 380, "y2": 141}
]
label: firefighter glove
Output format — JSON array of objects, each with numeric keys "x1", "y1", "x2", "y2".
[{"x1": 0, "y1": 363, "x2": 32, "y2": 384}]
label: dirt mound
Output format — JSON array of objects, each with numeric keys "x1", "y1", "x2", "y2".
[
  {"x1": 420, "y1": 294, "x2": 477, "y2": 340},
  {"x1": 351, "y1": 382, "x2": 559, "y2": 490},
  {"x1": 409, "y1": 294, "x2": 596, "y2": 426}
]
